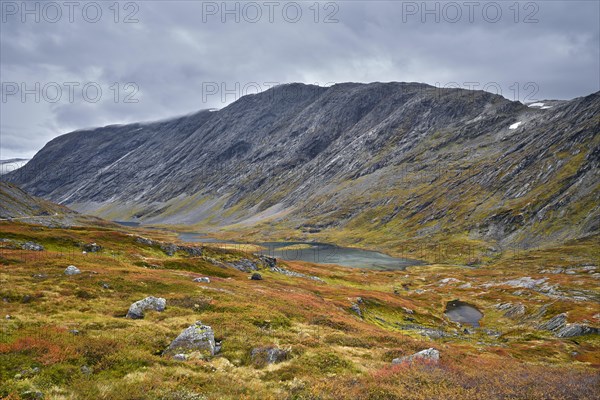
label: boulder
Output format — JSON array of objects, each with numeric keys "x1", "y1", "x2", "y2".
[
  {"x1": 64, "y1": 265, "x2": 81, "y2": 275},
  {"x1": 556, "y1": 324, "x2": 600, "y2": 338},
  {"x1": 392, "y1": 348, "x2": 440, "y2": 364},
  {"x1": 164, "y1": 321, "x2": 215, "y2": 357},
  {"x1": 126, "y1": 296, "x2": 166, "y2": 319},
  {"x1": 251, "y1": 346, "x2": 290, "y2": 365},
  {"x1": 193, "y1": 277, "x2": 211, "y2": 283},
  {"x1": 83, "y1": 243, "x2": 102, "y2": 252},
  {"x1": 250, "y1": 273, "x2": 263, "y2": 280}
]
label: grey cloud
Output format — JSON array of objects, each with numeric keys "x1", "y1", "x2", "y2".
[{"x1": 1, "y1": 0, "x2": 598, "y2": 159}]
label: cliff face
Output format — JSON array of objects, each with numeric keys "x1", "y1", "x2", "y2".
[{"x1": 5, "y1": 82, "x2": 599, "y2": 248}]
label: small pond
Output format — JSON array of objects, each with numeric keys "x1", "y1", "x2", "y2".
[{"x1": 444, "y1": 300, "x2": 483, "y2": 327}]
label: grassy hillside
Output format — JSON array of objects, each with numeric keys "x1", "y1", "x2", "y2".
[{"x1": 1, "y1": 221, "x2": 598, "y2": 399}]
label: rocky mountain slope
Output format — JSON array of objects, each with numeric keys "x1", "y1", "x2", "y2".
[
  {"x1": 0, "y1": 181, "x2": 111, "y2": 227},
  {"x1": 4, "y1": 82, "x2": 599, "y2": 252}
]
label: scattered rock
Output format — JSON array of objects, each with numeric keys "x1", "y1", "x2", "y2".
[
  {"x1": 501, "y1": 277, "x2": 546, "y2": 289},
  {"x1": 392, "y1": 348, "x2": 440, "y2": 364},
  {"x1": 193, "y1": 277, "x2": 211, "y2": 283},
  {"x1": 64, "y1": 265, "x2": 81, "y2": 275},
  {"x1": 539, "y1": 313, "x2": 567, "y2": 332},
  {"x1": 250, "y1": 273, "x2": 263, "y2": 280},
  {"x1": 439, "y1": 277, "x2": 460, "y2": 285},
  {"x1": 126, "y1": 296, "x2": 167, "y2": 319},
  {"x1": 22, "y1": 241, "x2": 44, "y2": 251},
  {"x1": 69, "y1": 329, "x2": 80, "y2": 335},
  {"x1": 83, "y1": 243, "x2": 102, "y2": 252},
  {"x1": 100, "y1": 282, "x2": 111, "y2": 289},
  {"x1": 32, "y1": 273, "x2": 48, "y2": 280},
  {"x1": 164, "y1": 321, "x2": 216, "y2": 357},
  {"x1": 251, "y1": 346, "x2": 290, "y2": 365},
  {"x1": 5, "y1": 315, "x2": 11, "y2": 319},
  {"x1": 21, "y1": 390, "x2": 44, "y2": 399},
  {"x1": 80, "y1": 365, "x2": 92, "y2": 375},
  {"x1": 556, "y1": 324, "x2": 600, "y2": 338},
  {"x1": 350, "y1": 303, "x2": 363, "y2": 318},
  {"x1": 160, "y1": 243, "x2": 179, "y2": 256},
  {"x1": 172, "y1": 353, "x2": 188, "y2": 361}
]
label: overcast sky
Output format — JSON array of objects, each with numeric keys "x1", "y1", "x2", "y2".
[{"x1": 1, "y1": 0, "x2": 599, "y2": 160}]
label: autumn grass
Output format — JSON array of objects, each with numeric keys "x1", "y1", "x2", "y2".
[{"x1": 0, "y1": 221, "x2": 598, "y2": 399}]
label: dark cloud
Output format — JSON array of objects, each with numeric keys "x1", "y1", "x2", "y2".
[{"x1": 1, "y1": 0, "x2": 598, "y2": 159}]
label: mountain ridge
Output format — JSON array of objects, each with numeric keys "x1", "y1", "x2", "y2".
[{"x1": 4, "y1": 82, "x2": 599, "y2": 255}]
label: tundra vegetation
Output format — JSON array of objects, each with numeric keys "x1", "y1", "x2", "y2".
[{"x1": 0, "y1": 221, "x2": 598, "y2": 399}]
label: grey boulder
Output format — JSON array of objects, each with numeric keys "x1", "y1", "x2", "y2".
[
  {"x1": 392, "y1": 348, "x2": 440, "y2": 364},
  {"x1": 64, "y1": 265, "x2": 81, "y2": 275},
  {"x1": 126, "y1": 296, "x2": 166, "y2": 319},
  {"x1": 164, "y1": 321, "x2": 215, "y2": 357}
]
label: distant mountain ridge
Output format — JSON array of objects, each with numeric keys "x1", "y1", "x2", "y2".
[{"x1": 4, "y1": 82, "x2": 599, "y2": 251}]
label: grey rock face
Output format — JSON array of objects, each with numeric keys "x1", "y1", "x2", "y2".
[
  {"x1": 251, "y1": 346, "x2": 290, "y2": 365},
  {"x1": 392, "y1": 348, "x2": 440, "y2": 364},
  {"x1": 126, "y1": 296, "x2": 166, "y2": 319},
  {"x1": 539, "y1": 313, "x2": 568, "y2": 332},
  {"x1": 164, "y1": 321, "x2": 215, "y2": 357},
  {"x1": 556, "y1": 324, "x2": 599, "y2": 338},
  {"x1": 64, "y1": 265, "x2": 81, "y2": 275}
]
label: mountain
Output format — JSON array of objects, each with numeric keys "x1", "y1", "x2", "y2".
[{"x1": 4, "y1": 82, "x2": 599, "y2": 254}]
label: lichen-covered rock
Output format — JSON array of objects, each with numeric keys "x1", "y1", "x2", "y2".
[
  {"x1": 539, "y1": 313, "x2": 567, "y2": 332},
  {"x1": 64, "y1": 265, "x2": 81, "y2": 275},
  {"x1": 556, "y1": 324, "x2": 599, "y2": 338},
  {"x1": 126, "y1": 296, "x2": 166, "y2": 319},
  {"x1": 251, "y1": 346, "x2": 290, "y2": 366},
  {"x1": 164, "y1": 321, "x2": 215, "y2": 357},
  {"x1": 392, "y1": 348, "x2": 440, "y2": 364}
]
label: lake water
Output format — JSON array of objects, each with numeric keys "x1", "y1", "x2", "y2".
[
  {"x1": 114, "y1": 220, "x2": 141, "y2": 227},
  {"x1": 178, "y1": 235, "x2": 424, "y2": 270},
  {"x1": 444, "y1": 300, "x2": 483, "y2": 327}
]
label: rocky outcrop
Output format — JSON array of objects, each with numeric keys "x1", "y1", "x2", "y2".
[
  {"x1": 392, "y1": 348, "x2": 440, "y2": 364},
  {"x1": 22, "y1": 241, "x2": 44, "y2": 251},
  {"x1": 556, "y1": 324, "x2": 599, "y2": 338},
  {"x1": 539, "y1": 313, "x2": 568, "y2": 332},
  {"x1": 164, "y1": 321, "x2": 216, "y2": 357},
  {"x1": 126, "y1": 296, "x2": 166, "y2": 319}
]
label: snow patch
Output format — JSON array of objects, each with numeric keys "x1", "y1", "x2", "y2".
[
  {"x1": 509, "y1": 122, "x2": 522, "y2": 130},
  {"x1": 528, "y1": 102, "x2": 544, "y2": 107}
]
